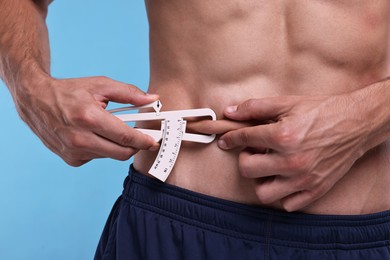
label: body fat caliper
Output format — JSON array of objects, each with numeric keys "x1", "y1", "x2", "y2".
[{"x1": 109, "y1": 100, "x2": 216, "y2": 182}]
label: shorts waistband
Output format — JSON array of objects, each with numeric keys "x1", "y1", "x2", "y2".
[{"x1": 123, "y1": 165, "x2": 390, "y2": 250}]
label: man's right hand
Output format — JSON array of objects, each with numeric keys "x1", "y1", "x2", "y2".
[{"x1": 14, "y1": 75, "x2": 160, "y2": 166}]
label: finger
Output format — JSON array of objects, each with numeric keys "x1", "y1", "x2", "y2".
[
  {"x1": 223, "y1": 98, "x2": 293, "y2": 121},
  {"x1": 280, "y1": 180, "x2": 332, "y2": 212},
  {"x1": 95, "y1": 110, "x2": 160, "y2": 150},
  {"x1": 42, "y1": 131, "x2": 94, "y2": 167},
  {"x1": 26, "y1": 115, "x2": 89, "y2": 166},
  {"x1": 218, "y1": 123, "x2": 278, "y2": 150},
  {"x1": 63, "y1": 152, "x2": 99, "y2": 166},
  {"x1": 280, "y1": 190, "x2": 322, "y2": 212},
  {"x1": 72, "y1": 133, "x2": 139, "y2": 161},
  {"x1": 31, "y1": 101, "x2": 142, "y2": 167},
  {"x1": 186, "y1": 119, "x2": 255, "y2": 135},
  {"x1": 57, "y1": 129, "x2": 138, "y2": 161},
  {"x1": 237, "y1": 150, "x2": 288, "y2": 178},
  {"x1": 91, "y1": 135, "x2": 139, "y2": 161},
  {"x1": 75, "y1": 106, "x2": 160, "y2": 150},
  {"x1": 254, "y1": 176, "x2": 298, "y2": 205},
  {"x1": 92, "y1": 76, "x2": 159, "y2": 105}
]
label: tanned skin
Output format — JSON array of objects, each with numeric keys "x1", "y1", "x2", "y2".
[
  {"x1": 1, "y1": 0, "x2": 390, "y2": 214},
  {"x1": 0, "y1": 0, "x2": 160, "y2": 167}
]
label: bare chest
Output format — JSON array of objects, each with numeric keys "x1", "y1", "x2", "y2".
[{"x1": 146, "y1": 0, "x2": 390, "y2": 87}]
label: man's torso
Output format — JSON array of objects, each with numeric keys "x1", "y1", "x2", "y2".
[{"x1": 134, "y1": 0, "x2": 390, "y2": 214}]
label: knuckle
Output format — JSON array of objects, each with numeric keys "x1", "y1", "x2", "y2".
[
  {"x1": 126, "y1": 84, "x2": 139, "y2": 96},
  {"x1": 241, "y1": 99, "x2": 257, "y2": 112},
  {"x1": 73, "y1": 107, "x2": 97, "y2": 127},
  {"x1": 312, "y1": 181, "x2": 331, "y2": 198},
  {"x1": 94, "y1": 76, "x2": 110, "y2": 84},
  {"x1": 65, "y1": 159, "x2": 85, "y2": 167},
  {"x1": 238, "y1": 130, "x2": 250, "y2": 145},
  {"x1": 91, "y1": 76, "x2": 113, "y2": 89},
  {"x1": 238, "y1": 153, "x2": 252, "y2": 177},
  {"x1": 285, "y1": 154, "x2": 310, "y2": 172},
  {"x1": 65, "y1": 132, "x2": 88, "y2": 150},
  {"x1": 289, "y1": 170, "x2": 323, "y2": 192},
  {"x1": 238, "y1": 159, "x2": 250, "y2": 177},
  {"x1": 66, "y1": 105, "x2": 95, "y2": 127},
  {"x1": 272, "y1": 124, "x2": 300, "y2": 150},
  {"x1": 305, "y1": 172, "x2": 324, "y2": 189},
  {"x1": 60, "y1": 142, "x2": 93, "y2": 166},
  {"x1": 120, "y1": 133, "x2": 136, "y2": 147},
  {"x1": 255, "y1": 187, "x2": 273, "y2": 204},
  {"x1": 294, "y1": 174, "x2": 316, "y2": 190}
]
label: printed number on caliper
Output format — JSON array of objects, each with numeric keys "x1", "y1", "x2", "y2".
[{"x1": 108, "y1": 101, "x2": 216, "y2": 181}]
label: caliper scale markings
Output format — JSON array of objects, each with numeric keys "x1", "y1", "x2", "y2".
[{"x1": 149, "y1": 119, "x2": 186, "y2": 181}]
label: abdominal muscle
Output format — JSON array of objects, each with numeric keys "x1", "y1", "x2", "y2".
[
  {"x1": 134, "y1": 82, "x2": 390, "y2": 215},
  {"x1": 134, "y1": 0, "x2": 390, "y2": 215}
]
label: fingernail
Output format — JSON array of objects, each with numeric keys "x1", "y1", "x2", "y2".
[
  {"x1": 226, "y1": 105, "x2": 237, "y2": 114},
  {"x1": 146, "y1": 93, "x2": 159, "y2": 99},
  {"x1": 218, "y1": 139, "x2": 228, "y2": 150}
]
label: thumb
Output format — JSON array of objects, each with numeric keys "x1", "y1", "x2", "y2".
[
  {"x1": 224, "y1": 98, "x2": 288, "y2": 121},
  {"x1": 94, "y1": 77, "x2": 159, "y2": 105}
]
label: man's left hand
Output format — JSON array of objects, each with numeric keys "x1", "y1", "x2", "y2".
[{"x1": 218, "y1": 95, "x2": 370, "y2": 212}]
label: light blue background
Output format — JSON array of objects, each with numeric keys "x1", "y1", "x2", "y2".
[{"x1": 0, "y1": 1, "x2": 150, "y2": 259}]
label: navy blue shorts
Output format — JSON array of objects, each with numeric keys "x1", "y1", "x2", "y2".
[{"x1": 95, "y1": 165, "x2": 390, "y2": 259}]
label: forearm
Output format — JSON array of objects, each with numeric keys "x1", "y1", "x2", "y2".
[
  {"x1": 0, "y1": 0, "x2": 52, "y2": 96},
  {"x1": 354, "y1": 79, "x2": 390, "y2": 152}
]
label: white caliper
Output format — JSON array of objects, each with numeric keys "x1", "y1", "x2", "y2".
[{"x1": 109, "y1": 100, "x2": 216, "y2": 182}]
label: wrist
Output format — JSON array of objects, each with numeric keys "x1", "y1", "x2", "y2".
[
  {"x1": 12, "y1": 66, "x2": 53, "y2": 112},
  {"x1": 13, "y1": 63, "x2": 52, "y2": 95}
]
